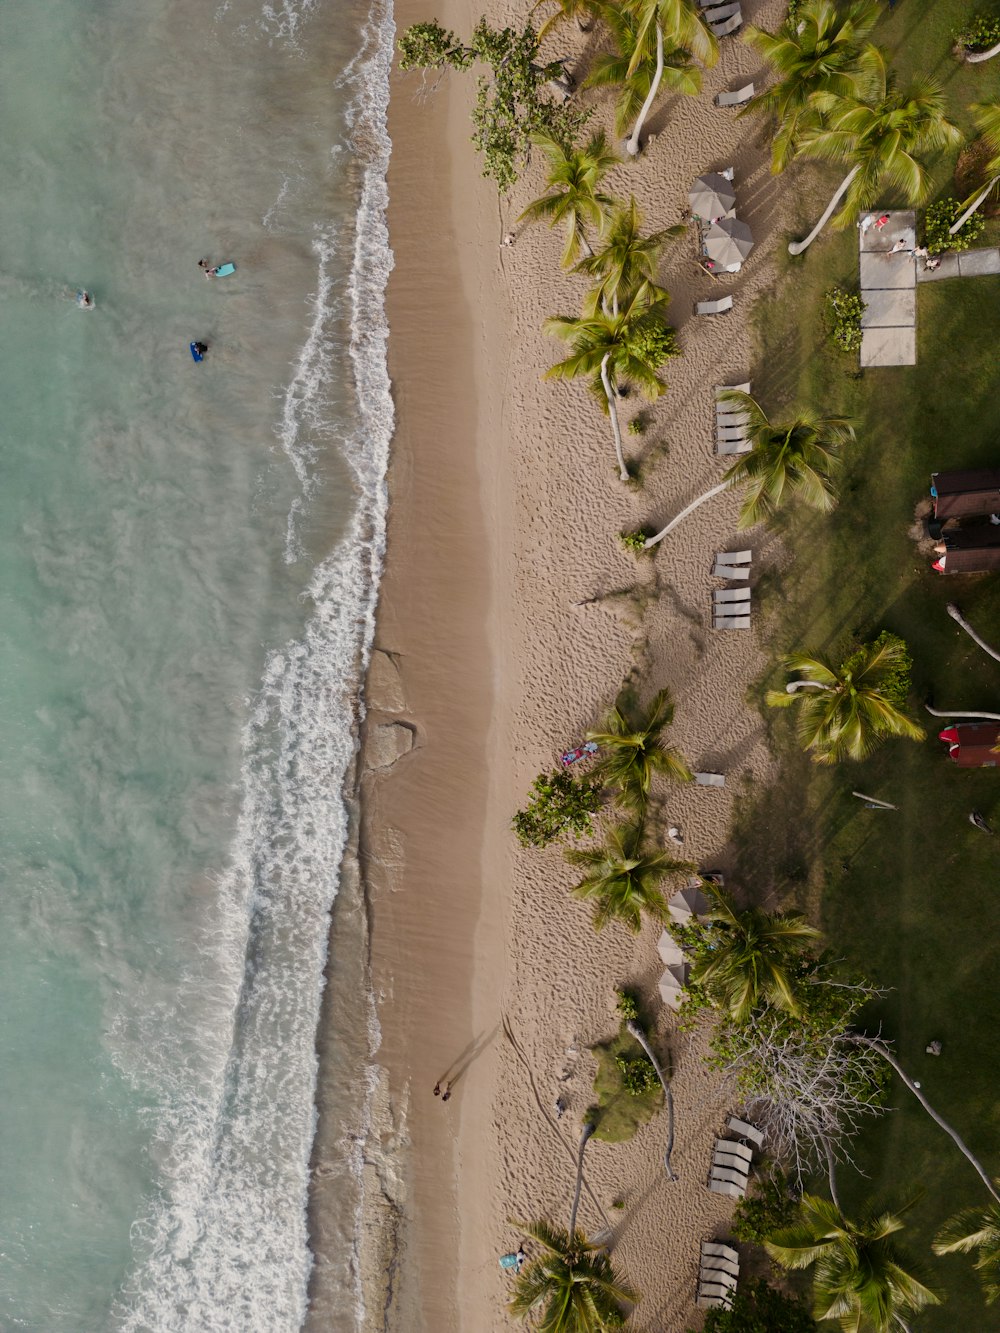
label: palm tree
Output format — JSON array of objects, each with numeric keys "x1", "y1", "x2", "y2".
[
  {"x1": 518, "y1": 131, "x2": 620, "y2": 269},
  {"x1": 720, "y1": 390, "x2": 854, "y2": 530},
  {"x1": 586, "y1": 685, "x2": 691, "y2": 806},
  {"x1": 584, "y1": 3, "x2": 700, "y2": 141},
  {"x1": 767, "y1": 638, "x2": 925, "y2": 765},
  {"x1": 951, "y1": 100, "x2": 1000, "y2": 235},
  {"x1": 743, "y1": 0, "x2": 881, "y2": 174},
  {"x1": 767, "y1": 1194, "x2": 941, "y2": 1332},
  {"x1": 545, "y1": 281, "x2": 677, "y2": 480},
  {"x1": 574, "y1": 196, "x2": 682, "y2": 314},
  {"x1": 565, "y1": 821, "x2": 692, "y2": 932},
  {"x1": 788, "y1": 49, "x2": 961, "y2": 255},
  {"x1": 509, "y1": 1218, "x2": 637, "y2": 1330},
  {"x1": 641, "y1": 393, "x2": 853, "y2": 549},
  {"x1": 623, "y1": 0, "x2": 717, "y2": 155},
  {"x1": 690, "y1": 882, "x2": 820, "y2": 1023},
  {"x1": 933, "y1": 1195, "x2": 1000, "y2": 1305}
]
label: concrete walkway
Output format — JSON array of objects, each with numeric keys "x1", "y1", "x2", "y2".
[
  {"x1": 918, "y1": 246, "x2": 1000, "y2": 282},
  {"x1": 858, "y1": 211, "x2": 916, "y2": 368}
]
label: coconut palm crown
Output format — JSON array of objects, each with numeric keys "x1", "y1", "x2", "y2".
[
  {"x1": 718, "y1": 390, "x2": 855, "y2": 529},
  {"x1": 508, "y1": 1218, "x2": 637, "y2": 1331},
  {"x1": 518, "y1": 131, "x2": 620, "y2": 269},
  {"x1": 796, "y1": 48, "x2": 962, "y2": 229},
  {"x1": 585, "y1": 685, "x2": 691, "y2": 807},
  {"x1": 766, "y1": 636, "x2": 925, "y2": 765},
  {"x1": 584, "y1": 3, "x2": 701, "y2": 139},
  {"x1": 565, "y1": 821, "x2": 693, "y2": 933},
  {"x1": 689, "y1": 881, "x2": 820, "y2": 1022},
  {"x1": 933, "y1": 1192, "x2": 1000, "y2": 1305},
  {"x1": 767, "y1": 1194, "x2": 941, "y2": 1332},
  {"x1": 574, "y1": 196, "x2": 683, "y2": 315},
  {"x1": 744, "y1": 0, "x2": 882, "y2": 173}
]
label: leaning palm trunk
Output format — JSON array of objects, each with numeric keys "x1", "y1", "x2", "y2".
[
  {"x1": 568, "y1": 1120, "x2": 597, "y2": 1236},
  {"x1": 625, "y1": 21, "x2": 663, "y2": 156},
  {"x1": 643, "y1": 481, "x2": 729, "y2": 548},
  {"x1": 626, "y1": 1020, "x2": 677, "y2": 1180},
  {"x1": 788, "y1": 164, "x2": 861, "y2": 256},
  {"x1": 967, "y1": 41, "x2": 1000, "y2": 64},
  {"x1": 925, "y1": 704, "x2": 1000, "y2": 721},
  {"x1": 947, "y1": 602, "x2": 1000, "y2": 664},
  {"x1": 850, "y1": 1035, "x2": 1000, "y2": 1207},
  {"x1": 601, "y1": 352, "x2": 630, "y2": 480},
  {"x1": 950, "y1": 175, "x2": 1000, "y2": 233}
]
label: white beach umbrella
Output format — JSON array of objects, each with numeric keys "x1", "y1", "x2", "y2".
[
  {"x1": 657, "y1": 929, "x2": 685, "y2": 967},
  {"x1": 668, "y1": 884, "x2": 710, "y2": 923},
  {"x1": 689, "y1": 172, "x2": 736, "y2": 220},
  {"x1": 658, "y1": 963, "x2": 689, "y2": 1009},
  {"x1": 704, "y1": 218, "x2": 755, "y2": 267}
]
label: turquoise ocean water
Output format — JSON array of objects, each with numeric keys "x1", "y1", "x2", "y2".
[{"x1": 0, "y1": 0, "x2": 392, "y2": 1327}]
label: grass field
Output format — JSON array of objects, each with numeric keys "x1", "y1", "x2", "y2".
[{"x1": 732, "y1": 5, "x2": 1000, "y2": 1325}]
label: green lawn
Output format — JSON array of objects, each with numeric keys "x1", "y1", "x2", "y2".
[{"x1": 731, "y1": 7, "x2": 1000, "y2": 1326}]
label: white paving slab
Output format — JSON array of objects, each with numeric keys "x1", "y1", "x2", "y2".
[
  {"x1": 860, "y1": 326, "x2": 917, "y2": 368},
  {"x1": 860, "y1": 250, "x2": 917, "y2": 289},
  {"x1": 958, "y1": 248, "x2": 1000, "y2": 276},
  {"x1": 860, "y1": 288, "x2": 916, "y2": 328},
  {"x1": 859, "y1": 211, "x2": 916, "y2": 253},
  {"x1": 916, "y1": 253, "x2": 961, "y2": 282}
]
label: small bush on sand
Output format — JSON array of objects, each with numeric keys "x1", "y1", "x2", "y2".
[{"x1": 512, "y1": 770, "x2": 602, "y2": 847}]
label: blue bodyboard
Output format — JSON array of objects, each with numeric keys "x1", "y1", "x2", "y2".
[
  {"x1": 214, "y1": 262, "x2": 236, "y2": 277},
  {"x1": 190, "y1": 342, "x2": 204, "y2": 363}
]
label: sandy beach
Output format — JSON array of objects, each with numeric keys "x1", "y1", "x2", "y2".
[{"x1": 358, "y1": 0, "x2": 800, "y2": 1326}]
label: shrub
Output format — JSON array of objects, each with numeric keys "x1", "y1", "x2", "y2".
[
  {"x1": 955, "y1": 12, "x2": 1000, "y2": 53},
  {"x1": 615, "y1": 988, "x2": 639, "y2": 1021},
  {"x1": 627, "y1": 414, "x2": 648, "y2": 437},
  {"x1": 690, "y1": 1277, "x2": 817, "y2": 1332},
  {"x1": 630, "y1": 321, "x2": 681, "y2": 371},
  {"x1": 824, "y1": 287, "x2": 865, "y2": 354},
  {"x1": 615, "y1": 1053, "x2": 659, "y2": 1095},
  {"x1": 512, "y1": 770, "x2": 602, "y2": 847},
  {"x1": 732, "y1": 1170, "x2": 797, "y2": 1243},
  {"x1": 924, "y1": 197, "x2": 986, "y2": 254},
  {"x1": 618, "y1": 529, "x2": 649, "y2": 556}
]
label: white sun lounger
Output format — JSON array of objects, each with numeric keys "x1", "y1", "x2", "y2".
[
  {"x1": 728, "y1": 1116, "x2": 765, "y2": 1147},
  {"x1": 700, "y1": 1266, "x2": 739, "y2": 1290},
  {"x1": 715, "y1": 1138, "x2": 754, "y2": 1164},
  {"x1": 715, "y1": 83, "x2": 754, "y2": 108},
  {"x1": 694, "y1": 772, "x2": 725, "y2": 787},
  {"x1": 710, "y1": 9, "x2": 743, "y2": 34},
  {"x1": 696, "y1": 295, "x2": 734, "y2": 315},
  {"x1": 713, "y1": 564, "x2": 750, "y2": 580},
  {"x1": 716, "y1": 438, "x2": 752, "y2": 456},
  {"x1": 698, "y1": 1290, "x2": 734, "y2": 1309},
  {"x1": 713, "y1": 615, "x2": 751, "y2": 630},
  {"x1": 718, "y1": 549, "x2": 751, "y2": 563},
  {"x1": 710, "y1": 1163, "x2": 750, "y2": 1187},
  {"x1": 716, "y1": 382, "x2": 750, "y2": 397},
  {"x1": 713, "y1": 588, "x2": 751, "y2": 604},
  {"x1": 703, "y1": 1241, "x2": 740, "y2": 1263},
  {"x1": 717, "y1": 426, "x2": 749, "y2": 444},
  {"x1": 701, "y1": 1246, "x2": 740, "y2": 1276},
  {"x1": 713, "y1": 1152, "x2": 752, "y2": 1178},
  {"x1": 709, "y1": 1176, "x2": 746, "y2": 1199},
  {"x1": 704, "y1": 1, "x2": 739, "y2": 17}
]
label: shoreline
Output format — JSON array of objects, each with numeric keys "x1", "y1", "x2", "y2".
[{"x1": 343, "y1": 0, "x2": 797, "y2": 1328}]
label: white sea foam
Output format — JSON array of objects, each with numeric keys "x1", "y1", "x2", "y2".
[{"x1": 113, "y1": 0, "x2": 395, "y2": 1325}]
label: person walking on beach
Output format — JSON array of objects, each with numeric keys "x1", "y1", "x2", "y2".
[
  {"x1": 433, "y1": 1082, "x2": 441, "y2": 1097},
  {"x1": 441, "y1": 1083, "x2": 452, "y2": 1102}
]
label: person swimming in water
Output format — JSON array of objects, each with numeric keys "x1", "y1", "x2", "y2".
[
  {"x1": 198, "y1": 258, "x2": 219, "y2": 278},
  {"x1": 76, "y1": 290, "x2": 94, "y2": 309}
]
